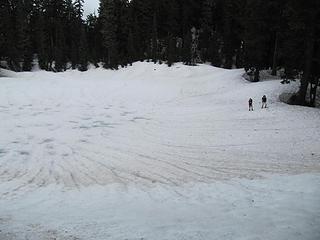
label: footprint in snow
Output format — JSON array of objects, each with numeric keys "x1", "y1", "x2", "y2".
[
  {"x1": 19, "y1": 151, "x2": 30, "y2": 156},
  {"x1": 40, "y1": 138, "x2": 54, "y2": 144},
  {"x1": 81, "y1": 117, "x2": 92, "y2": 121},
  {"x1": 0, "y1": 149, "x2": 7, "y2": 156}
]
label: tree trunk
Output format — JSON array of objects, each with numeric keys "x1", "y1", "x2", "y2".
[
  {"x1": 271, "y1": 32, "x2": 279, "y2": 76},
  {"x1": 310, "y1": 77, "x2": 319, "y2": 107},
  {"x1": 152, "y1": 13, "x2": 158, "y2": 63},
  {"x1": 298, "y1": 31, "x2": 315, "y2": 104},
  {"x1": 297, "y1": 11, "x2": 316, "y2": 105},
  {"x1": 254, "y1": 67, "x2": 260, "y2": 82}
]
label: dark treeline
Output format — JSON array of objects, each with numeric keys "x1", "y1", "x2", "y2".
[{"x1": 0, "y1": 0, "x2": 319, "y2": 105}]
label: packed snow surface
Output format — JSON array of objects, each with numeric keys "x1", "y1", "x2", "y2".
[{"x1": 0, "y1": 63, "x2": 319, "y2": 239}]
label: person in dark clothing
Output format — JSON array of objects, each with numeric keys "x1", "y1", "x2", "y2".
[
  {"x1": 262, "y1": 95, "x2": 267, "y2": 108},
  {"x1": 248, "y1": 98, "x2": 253, "y2": 111}
]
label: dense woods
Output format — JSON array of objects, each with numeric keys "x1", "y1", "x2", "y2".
[{"x1": 0, "y1": 0, "x2": 319, "y2": 105}]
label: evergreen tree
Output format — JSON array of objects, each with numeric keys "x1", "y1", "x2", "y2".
[
  {"x1": 54, "y1": 18, "x2": 67, "y2": 72},
  {"x1": 74, "y1": 0, "x2": 84, "y2": 20},
  {"x1": 5, "y1": 0, "x2": 30, "y2": 71},
  {"x1": 100, "y1": 0, "x2": 118, "y2": 69},
  {"x1": 130, "y1": 0, "x2": 153, "y2": 60},
  {"x1": 34, "y1": 12, "x2": 50, "y2": 70},
  {"x1": 70, "y1": 0, "x2": 86, "y2": 69},
  {"x1": 267, "y1": 0, "x2": 286, "y2": 76},
  {"x1": 20, "y1": 0, "x2": 34, "y2": 71},
  {"x1": 199, "y1": 0, "x2": 213, "y2": 63},
  {"x1": 190, "y1": 27, "x2": 199, "y2": 65},
  {"x1": 127, "y1": 29, "x2": 136, "y2": 65},
  {"x1": 182, "y1": 31, "x2": 192, "y2": 65},
  {"x1": 86, "y1": 13, "x2": 101, "y2": 66},
  {"x1": 116, "y1": 0, "x2": 130, "y2": 67},
  {"x1": 78, "y1": 26, "x2": 88, "y2": 71},
  {"x1": 151, "y1": 13, "x2": 158, "y2": 63},
  {"x1": 208, "y1": 31, "x2": 222, "y2": 67},
  {"x1": 132, "y1": 16, "x2": 143, "y2": 61},
  {"x1": 0, "y1": 0, "x2": 9, "y2": 64},
  {"x1": 243, "y1": 0, "x2": 270, "y2": 81},
  {"x1": 284, "y1": 0, "x2": 320, "y2": 105},
  {"x1": 167, "y1": 35, "x2": 175, "y2": 67},
  {"x1": 221, "y1": 0, "x2": 243, "y2": 69}
]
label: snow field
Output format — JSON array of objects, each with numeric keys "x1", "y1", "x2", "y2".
[{"x1": 0, "y1": 62, "x2": 319, "y2": 239}]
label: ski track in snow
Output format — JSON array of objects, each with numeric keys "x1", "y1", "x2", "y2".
[{"x1": 0, "y1": 63, "x2": 320, "y2": 239}]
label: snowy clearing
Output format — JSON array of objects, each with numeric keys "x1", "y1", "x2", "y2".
[{"x1": 0, "y1": 63, "x2": 320, "y2": 240}]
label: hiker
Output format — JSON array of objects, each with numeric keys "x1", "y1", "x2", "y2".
[
  {"x1": 248, "y1": 98, "x2": 253, "y2": 111},
  {"x1": 262, "y1": 95, "x2": 267, "y2": 108}
]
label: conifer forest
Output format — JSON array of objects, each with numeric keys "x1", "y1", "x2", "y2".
[{"x1": 0, "y1": 0, "x2": 319, "y2": 105}]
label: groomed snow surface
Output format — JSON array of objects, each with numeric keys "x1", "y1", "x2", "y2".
[{"x1": 0, "y1": 63, "x2": 319, "y2": 240}]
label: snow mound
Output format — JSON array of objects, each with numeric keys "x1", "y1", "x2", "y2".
[{"x1": 0, "y1": 68, "x2": 17, "y2": 78}]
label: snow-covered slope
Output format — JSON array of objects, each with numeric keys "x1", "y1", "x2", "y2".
[{"x1": 0, "y1": 63, "x2": 319, "y2": 240}]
